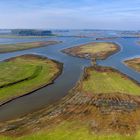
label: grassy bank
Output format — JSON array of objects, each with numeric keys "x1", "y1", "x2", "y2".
[
  {"x1": 79, "y1": 66, "x2": 140, "y2": 95},
  {"x1": 62, "y1": 42, "x2": 120, "y2": 60},
  {"x1": 1, "y1": 66, "x2": 140, "y2": 140},
  {"x1": 0, "y1": 54, "x2": 62, "y2": 104},
  {"x1": 124, "y1": 58, "x2": 140, "y2": 72},
  {"x1": 0, "y1": 41, "x2": 60, "y2": 53},
  {"x1": 2, "y1": 121, "x2": 140, "y2": 140}
]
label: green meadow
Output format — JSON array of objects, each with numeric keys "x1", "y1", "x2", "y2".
[{"x1": 0, "y1": 54, "x2": 61, "y2": 103}]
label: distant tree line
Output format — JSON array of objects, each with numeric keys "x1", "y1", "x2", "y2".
[{"x1": 11, "y1": 29, "x2": 53, "y2": 36}]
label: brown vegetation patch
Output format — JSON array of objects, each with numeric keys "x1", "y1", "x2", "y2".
[
  {"x1": 0, "y1": 91, "x2": 140, "y2": 137},
  {"x1": 62, "y1": 42, "x2": 120, "y2": 60},
  {"x1": 124, "y1": 58, "x2": 140, "y2": 73},
  {"x1": 96, "y1": 37, "x2": 119, "y2": 40}
]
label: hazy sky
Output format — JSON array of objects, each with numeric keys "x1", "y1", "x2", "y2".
[{"x1": 0, "y1": 0, "x2": 140, "y2": 30}]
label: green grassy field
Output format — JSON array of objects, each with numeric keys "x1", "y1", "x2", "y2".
[
  {"x1": 62, "y1": 42, "x2": 120, "y2": 60},
  {"x1": 0, "y1": 41, "x2": 59, "y2": 53},
  {"x1": 17, "y1": 122, "x2": 140, "y2": 140},
  {"x1": 80, "y1": 66, "x2": 140, "y2": 95},
  {"x1": 124, "y1": 58, "x2": 140, "y2": 73},
  {"x1": 0, "y1": 54, "x2": 62, "y2": 103}
]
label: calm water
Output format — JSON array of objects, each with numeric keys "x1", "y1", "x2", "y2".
[{"x1": 0, "y1": 36, "x2": 140, "y2": 121}]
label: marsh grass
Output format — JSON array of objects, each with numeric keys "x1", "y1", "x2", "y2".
[
  {"x1": 124, "y1": 58, "x2": 140, "y2": 73},
  {"x1": 81, "y1": 67, "x2": 140, "y2": 95},
  {"x1": 0, "y1": 41, "x2": 59, "y2": 53},
  {"x1": 62, "y1": 42, "x2": 120, "y2": 60},
  {"x1": 0, "y1": 54, "x2": 61, "y2": 103}
]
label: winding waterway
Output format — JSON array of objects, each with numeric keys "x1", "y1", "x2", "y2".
[{"x1": 0, "y1": 36, "x2": 140, "y2": 121}]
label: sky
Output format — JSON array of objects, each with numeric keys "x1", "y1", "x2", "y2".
[{"x1": 0, "y1": 0, "x2": 140, "y2": 30}]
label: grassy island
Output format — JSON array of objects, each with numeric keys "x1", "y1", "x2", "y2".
[
  {"x1": 79, "y1": 66, "x2": 140, "y2": 95},
  {"x1": 62, "y1": 42, "x2": 120, "y2": 60},
  {"x1": 0, "y1": 54, "x2": 62, "y2": 105},
  {"x1": 96, "y1": 37, "x2": 119, "y2": 40},
  {"x1": 124, "y1": 58, "x2": 140, "y2": 72},
  {"x1": 0, "y1": 41, "x2": 60, "y2": 53}
]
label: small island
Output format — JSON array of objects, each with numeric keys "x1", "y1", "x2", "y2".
[
  {"x1": 62, "y1": 42, "x2": 120, "y2": 60},
  {"x1": 124, "y1": 58, "x2": 140, "y2": 72},
  {"x1": 0, "y1": 41, "x2": 60, "y2": 53},
  {"x1": 0, "y1": 54, "x2": 62, "y2": 105}
]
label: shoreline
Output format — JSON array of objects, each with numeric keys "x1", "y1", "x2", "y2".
[
  {"x1": 69, "y1": 65, "x2": 140, "y2": 98},
  {"x1": 62, "y1": 42, "x2": 121, "y2": 60},
  {"x1": 1, "y1": 39, "x2": 140, "y2": 138},
  {"x1": 0, "y1": 54, "x2": 63, "y2": 107}
]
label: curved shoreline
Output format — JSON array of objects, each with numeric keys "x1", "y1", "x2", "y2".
[
  {"x1": 0, "y1": 38, "x2": 139, "y2": 138},
  {"x1": 68, "y1": 65, "x2": 140, "y2": 99},
  {"x1": 0, "y1": 54, "x2": 63, "y2": 107},
  {"x1": 62, "y1": 42, "x2": 121, "y2": 60}
]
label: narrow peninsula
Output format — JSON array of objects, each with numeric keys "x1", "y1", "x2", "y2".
[{"x1": 0, "y1": 41, "x2": 60, "y2": 53}]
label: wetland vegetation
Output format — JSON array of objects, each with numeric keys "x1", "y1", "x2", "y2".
[
  {"x1": 1, "y1": 0, "x2": 140, "y2": 139},
  {"x1": 0, "y1": 41, "x2": 60, "y2": 53},
  {"x1": 62, "y1": 42, "x2": 120, "y2": 60},
  {"x1": 0, "y1": 66, "x2": 140, "y2": 139},
  {"x1": 79, "y1": 66, "x2": 140, "y2": 95},
  {"x1": 124, "y1": 58, "x2": 140, "y2": 73},
  {"x1": 0, "y1": 54, "x2": 62, "y2": 105},
  {"x1": 1, "y1": 42, "x2": 140, "y2": 139}
]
